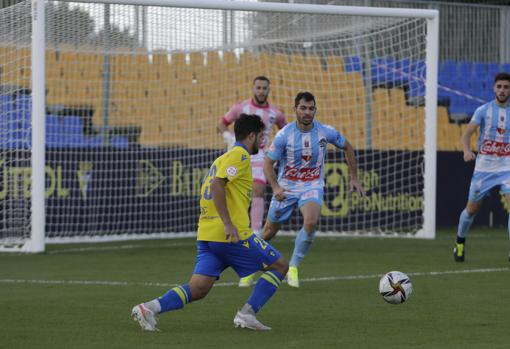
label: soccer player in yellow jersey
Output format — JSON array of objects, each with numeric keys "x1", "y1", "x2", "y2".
[{"x1": 132, "y1": 114, "x2": 289, "y2": 331}]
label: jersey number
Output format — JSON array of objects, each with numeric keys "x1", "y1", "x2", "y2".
[
  {"x1": 253, "y1": 236, "x2": 268, "y2": 250},
  {"x1": 202, "y1": 165, "x2": 217, "y2": 200}
]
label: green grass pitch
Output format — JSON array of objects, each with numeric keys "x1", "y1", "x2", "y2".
[{"x1": 1, "y1": 228, "x2": 509, "y2": 349}]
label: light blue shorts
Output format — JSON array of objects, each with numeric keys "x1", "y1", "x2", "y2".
[
  {"x1": 193, "y1": 234, "x2": 282, "y2": 279},
  {"x1": 468, "y1": 170, "x2": 510, "y2": 202},
  {"x1": 267, "y1": 188, "x2": 324, "y2": 224}
]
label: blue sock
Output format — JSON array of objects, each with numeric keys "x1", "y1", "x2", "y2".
[
  {"x1": 247, "y1": 271, "x2": 284, "y2": 313},
  {"x1": 457, "y1": 209, "x2": 475, "y2": 239},
  {"x1": 289, "y1": 228, "x2": 316, "y2": 267},
  {"x1": 158, "y1": 284, "x2": 192, "y2": 314}
]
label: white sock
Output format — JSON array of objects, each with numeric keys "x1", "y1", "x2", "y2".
[{"x1": 144, "y1": 299, "x2": 162, "y2": 314}]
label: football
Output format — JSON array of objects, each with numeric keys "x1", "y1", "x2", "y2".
[{"x1": 378, "y1": 271, "x2": 413, "y2": 304}]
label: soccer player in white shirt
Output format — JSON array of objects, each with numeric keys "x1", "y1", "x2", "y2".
[
  {"x1": 454, "y1": 72, "x2": 510, "y2": 262},
  {"x1": 217, "y1": 76, "x2": 287, "y2": 287},
  {"x1": 262, "y1": 91, "x2": 365, "y2": 287}
]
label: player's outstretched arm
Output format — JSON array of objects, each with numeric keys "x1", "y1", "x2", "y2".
[
  {"x1": 211, "y1": 177, "x2": 239, "y2": 242},
  {"x1": 461, "y1": 123, "x2": 478, "y2": 162},
  {"x1": 342, "y1": 140, "x2": 365, "y2": 196}
]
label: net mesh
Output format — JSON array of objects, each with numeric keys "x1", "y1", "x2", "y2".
[
  {"x1": 0, "y1": 1, "x2": 431, "y2": 245},
  {"x1": 0, "y1": 0, "x2": 32, "y2": 247}
]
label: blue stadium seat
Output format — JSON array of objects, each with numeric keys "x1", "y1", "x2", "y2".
[
  {"x1": 46, "y1": 115, "x2": 65, "y2": 148},
  {"x1": 15, "y1": 95, "x2": 32, "y2": 111},
  {"x1": 441, "y1": 60, "x2": 457, "y2": 77},
  {"x1": 111, "y1": 135, "x2": 129, "y2": 149},
  {"x1": 6, "y1": 111, "x2": 30, "y2": 131},
  {"x1": 396, "y1": 58, "x2": 411, "y2": 84},
  {"x1": 85, "y1": 134, "x2": 103, "y2": 148},
  {"x1": 63, "y1": 116, "x2": 87, "y2": 147},
  {"x1": 371, "y1": 57, "x2": 401, "y2": 87},
  {"x1": 473, "y1": 62, "x2": 488, "y2": 78},
  {"x1": 0, "y1": 95, "x2": 13, "y2": 114},
  {"x1": 457, "y1": 61, "x2": 473, "y2": 78},
  {"x1": 344, "y1": 56, "x2": 362, "y2": 72},
  {"x1": 488, "y1": 63, "x2": 500, "y2": 76}
]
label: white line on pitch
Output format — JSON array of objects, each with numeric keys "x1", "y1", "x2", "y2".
[
  {"x1": 0, "y1": 267, "x2": 508, "y2": 288},
  {"x1": 47, "y1": 242, "x2": 196, "y2": 254}
]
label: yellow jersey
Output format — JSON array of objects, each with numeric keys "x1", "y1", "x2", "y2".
[{"x1": 197, "y1": 144, "x2": 253, "y2": 242}]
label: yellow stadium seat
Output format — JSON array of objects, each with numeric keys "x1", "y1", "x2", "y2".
[{"x1": 326, "y1": 55, "x2": 344, "y2": 73}]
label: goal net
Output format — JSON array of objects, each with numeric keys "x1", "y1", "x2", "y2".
[{"x1": 0, "y1": 0, "x2": 438, "y2": 251}]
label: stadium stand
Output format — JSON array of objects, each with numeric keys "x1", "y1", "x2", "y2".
[{"x1": 2, "y1": 45, "x2": 506, "y2": 151}]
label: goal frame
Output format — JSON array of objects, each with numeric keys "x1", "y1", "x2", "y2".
[{"x1": 21, "y1": 0, "x2": 438, "y2": 252}]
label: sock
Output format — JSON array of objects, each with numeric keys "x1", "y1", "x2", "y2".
[
  {"x1": 157, "y1": 284, "x2": 192, "y2": 314},
  {"x1": 457, "y1": 209, "x2": 475, "y2": 239},
  {"x1": 250, "y1": 197, "x2": 264, "y2": 233},
  {"x1": 246, "y1": 270, "x2": 284, "y2": 313},
  {"x1": 289, "y1": 227, "x2": 316, "y2": 267},
  {"x1": 144, "y1": 299, "x2": 162, "y2": 314}
]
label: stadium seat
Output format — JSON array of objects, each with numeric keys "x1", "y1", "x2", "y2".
[
  {"x1": 344, "y1": 56, "x2": 362, "y2": 72},
  {"x1": 63, "y1": 116, "x2": 86, "y2": 147},
  {"x1": 326, "y1": 55, "x2": 344, "y2": 73},
  {"x1": 46, "y1": 115, "x2": 67, "y2": 148},
  {"x1": 85, "y1": 134, "x2": 103, "y2": 148},
  {"x1": 0, "y1": 95, "x2": 13, "y2": 115},
  {"x1": 371, "y1": 57, "x2": 399, "y2": 88},
  {"x1": 473, "y1": 62, "x2": 488, "y2": 79},
  {"x1": 111, "y1": 135, "x2": 129, "y2": 149}
]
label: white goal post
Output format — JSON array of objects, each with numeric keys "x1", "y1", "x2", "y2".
[{"x1": 0, "y1": 0, "x2": 438, "y2": 252}]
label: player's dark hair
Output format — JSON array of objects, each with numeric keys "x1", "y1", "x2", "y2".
[
  {"x1": 253, "y1": 76, "x2": 270, "y2": 85},
  {"x1": 295, "y1": 91, "x2": 316, "y2": 107},
  {"x1": 494, "y1": 72, "x2": 510, "y2": 83},
  {"x1": 234, "y1": 114, "x2": 265, "y2": 141}
]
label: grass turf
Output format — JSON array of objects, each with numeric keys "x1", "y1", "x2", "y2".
[{"x1": 1, "y1": 228, "x2": 509, "y2": 349}]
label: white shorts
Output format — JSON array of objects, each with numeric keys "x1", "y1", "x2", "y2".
[
  {"x1": 468, "y1": 170, "x2": 510, "y2": 202},
  {"x1": 251, "y1": 150, "x2": 266, "y2": 185}
]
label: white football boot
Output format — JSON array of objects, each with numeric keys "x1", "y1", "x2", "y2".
[
  {"x1": 131, "y1": 304, "x2": 159, "y2": 331},
  {"x1": 233, "y1": 311, "x2": 271, "y2": 331}
]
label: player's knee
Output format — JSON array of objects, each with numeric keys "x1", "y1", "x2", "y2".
[
  {"x1": 303, "y1": 221, "x2": 317, "y2": 233},
  {"x1": 189, "y1": 283, "x2": 211, "y2": 301},
  {"x1": 465, "y1": 202, "x2": 481, "y2": 216},
  {"x1": 271, "y1": 258, "x2": 289, "y2": 277},
  {"x1": 262, "y1": 223, "x2": 279, "y2": 241}
]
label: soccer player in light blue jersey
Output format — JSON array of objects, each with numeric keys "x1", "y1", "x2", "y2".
[
  {"x1": 454, "y1": 72, "x2": 510, "y2": 262},
  {"x1": 132, "y1": 114, "x2": 288, "y2": 331},
  {"x1": 261, "y1": 91, "x2": 365, "y2": 287}
]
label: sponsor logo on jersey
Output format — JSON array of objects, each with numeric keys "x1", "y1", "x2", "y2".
[
  {"x1": 302, "y1": 139, "x2": 312, "y2": 161},
  {"x1": 226, "y1": 166, "x2": 238, "y2": 176},
  {"x1": 497, "y1": 127, "x2": 505, "y2": 135},
  {"x1": 480, "y1": 140, "x2": 510, "y2": 156},
  {"x1": 283, "y1": 166, "x2": 320, "y2": 181}
]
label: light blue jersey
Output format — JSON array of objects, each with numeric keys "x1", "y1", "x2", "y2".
[
  {"x1": 471, "y1": 100, "x2": 510, "y2": 172},
  {"x1": 266, "y1": 120, "x2": 345, "y2": 191},
  {"x1": 266, "y1": 120, "x2": 345, "y2": 223}
]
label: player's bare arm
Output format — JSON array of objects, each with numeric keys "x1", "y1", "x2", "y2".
[
  {"x1": 264, "y1": 156, "x2": 286, "y2": 201},
  {"x1": 342, "y1": 139, "x2": 365, "y2": 196},
  {"x1": 461, "y1": 123, "x2": 478, "y2": 162},
  {"x1": 211, "y1": 177, "x2": 239, "y2": 243}
]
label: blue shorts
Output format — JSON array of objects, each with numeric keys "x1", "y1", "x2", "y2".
[
  {"x1": 267, "y1": 188, "x2": 324, "y2": 224},
  {"x1": 193, "y1": 234, "x2": 282, "y2": 279},
  {"x1": 468, "y1": 170, "x2": 510, "y2": 202}
]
